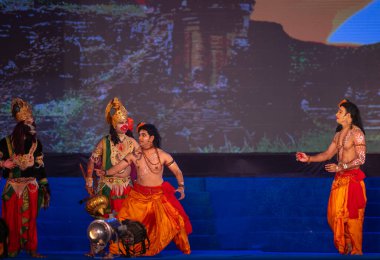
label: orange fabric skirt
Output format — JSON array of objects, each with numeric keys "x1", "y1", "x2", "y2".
[
  {"x1": 110, "y1": 182, "x2": 191, "y2": 256},
  {"x1": 327, "y1": 169, "x2": 367, "y2": 255}
]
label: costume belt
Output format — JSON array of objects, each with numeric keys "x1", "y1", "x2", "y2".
[
  {"x1": 334, "y1": 168, "x2": 365, "y2": 185},
  {"x1": 5, "y1": 177, "x2": 38, "y2": 198},
  {"x1": 98, "y1": 176, "x2": 130, "y2": 197}
]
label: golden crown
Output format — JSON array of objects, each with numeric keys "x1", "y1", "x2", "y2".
[
  {"x1": 11, "y1": 98, "x2": 33, "y2": 122},
  {"x1": 105, "y1": 97, "x2": 128, "y2": 128}
]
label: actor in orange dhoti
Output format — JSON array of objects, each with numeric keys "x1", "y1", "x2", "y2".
[
  {"x1": 296, "y1": 99, "x2": 367, "y2": 255},
  {"x1": 95, "y1": 123, "x2": 191, "y2": 258}
]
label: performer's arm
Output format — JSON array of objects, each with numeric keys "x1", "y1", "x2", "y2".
[
  {"x1": 35, "y1": 140, "x2": 50, "y2": 209},
  {"x1": 86, "y1": 140, "x2": 104, "y2": 194},
  {"x1": 0, "y1": 141, "x2": 15, "y2": 172},
  {"x1": 96, "y1": 154, "x2": 132, "y2": 176},
  {"x1": 296, "y1": 134, "x2": 338, "y2": 163},
  {"x1": 162, "y1": 152, "x2": 185, "y2": 200},
  {"x1": 34, "y1": 140, "x2": 47, "y2": 181},
  {"x1": 340, "y1": 128, "x2": 366, "y2": 170}
]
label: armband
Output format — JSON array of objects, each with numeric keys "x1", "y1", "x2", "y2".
[{"x1": 166, "y1": 159, "x2": 175, "y2": 167}]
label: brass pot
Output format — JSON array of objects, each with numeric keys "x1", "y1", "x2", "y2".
[{"x1": 85, "y1": 195, "x2": 109, "y2": 217}]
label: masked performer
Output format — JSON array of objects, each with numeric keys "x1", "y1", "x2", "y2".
[
  {"x1": 85, "y1": 97, "x2": 138, "y2": 219},
  {"x1": 96, "y1": 123, "x2": 192, "y2": 258},
  {"x1": 296, "y1": 99, "x2": 367, "y2": 255},
  {"x1": 0, "y1": 98, "x2": 50, "y2": 258}
]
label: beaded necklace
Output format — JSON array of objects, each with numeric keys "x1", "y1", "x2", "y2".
[{"x1": 142, "y1": 147, "x2": 162, "y2": 174}]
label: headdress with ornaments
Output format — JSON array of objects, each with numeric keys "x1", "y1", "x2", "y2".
[
  {"x1": 11, "y1": 98, "x2": 33, "y2": 122},
  {"x1": 105, "y1": 97, "x2": 128, "y2": 128}
]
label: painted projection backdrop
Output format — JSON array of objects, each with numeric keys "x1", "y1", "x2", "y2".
[{"x1": 0, "y1": 0, "x2": 380, "y2": 153}]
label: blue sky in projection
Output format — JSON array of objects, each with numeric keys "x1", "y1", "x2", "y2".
[{"x1": 328, "y1": 0, "x2": 380, "y2": 44}]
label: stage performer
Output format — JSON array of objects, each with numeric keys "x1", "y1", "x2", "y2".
[
  {"x1": 296, "y1": 99, "x2": 367, "y2": 255},
  {"x1": 0, "y1": 98, "x2": 50, "y2": 258},
  {"x1": 95, "y1": 123, "x2": 192, "y2": 258},
  {"x1": 85, "y1": 97, "x2": 138, "y2": 219}
]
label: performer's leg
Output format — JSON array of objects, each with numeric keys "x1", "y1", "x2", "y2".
[
  {"x1": 172, "y1": 227, "x2": 191, "y2": 254},
  {"x1": 346, "y1": 208, "x2": 365, "y2": 255},
  {"x1": 25, "y1": 188, "x2": 39, "y2": 252},
  {"x1": 2, "y1": 194, "x2": 22, "y2": 256}
]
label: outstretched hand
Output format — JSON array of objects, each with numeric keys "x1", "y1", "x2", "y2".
[{"x1": 296, "y1": 152, "x2": 309, "y2": 163}]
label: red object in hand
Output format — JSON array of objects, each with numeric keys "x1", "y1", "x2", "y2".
[{"x1": 296, "y1": 152, "x2": 305, "y2": 161}]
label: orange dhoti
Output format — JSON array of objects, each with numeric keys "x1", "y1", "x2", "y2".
[
  {"x1": 327, "y1": 169, "x2": 367, "y2": 255},
  {"x1": 110, "y1": 182, "x2": 192, "y2": 256}
]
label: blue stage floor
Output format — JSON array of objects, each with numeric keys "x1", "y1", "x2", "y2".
[
  {"x1": 1, "y1": 177, "x2": 380, "y2": 258},
  {"x1": 7, "y1": 251, "x2": 380, "y2": 260}
]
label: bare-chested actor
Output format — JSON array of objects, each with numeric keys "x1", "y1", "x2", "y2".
[
  {"x1": 296, "y1": 99, "x2": 367, "y2": 255},
  {"x1": 96, "y1": 123, "x2": 192, "y2": 258}
]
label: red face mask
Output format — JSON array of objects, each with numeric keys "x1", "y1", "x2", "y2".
[{"x1": 120, "y1": 124, "x2": 129, "y2": 132}]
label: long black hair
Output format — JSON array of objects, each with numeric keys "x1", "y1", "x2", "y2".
[
  {"x1": 336, "y1": 99, "x2": 365, "y2": 134},
  {"x1": 137, "y1": 123, "x2": 161, "y2": 148}
]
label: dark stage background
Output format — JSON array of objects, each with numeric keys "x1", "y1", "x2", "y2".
[{"x1": 1, "y1": 0, "x2": 380, "y2": 154}]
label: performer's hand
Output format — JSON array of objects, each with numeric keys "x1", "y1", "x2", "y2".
[
  {"x1": 3, "y1": 159, "x2": 16, "y2": 169},
  {"x1": 41, "y1": 184, "x2": 51, "y2": 210},
  {"x1": 325, "y1": 163, "x2": 340, "y2": 173},
  {"x1": 94, "y1": 169, "x2": 105, "y2": 177},
  {"x1": 296, "y1": 152, "x2": 309, "y2": 163},
  {"x1": 86, "y1": 186, "x2": 94, "y2": 196},
  {"x1": 175, "y1": 187, "x2": 185, "y2": 200}
]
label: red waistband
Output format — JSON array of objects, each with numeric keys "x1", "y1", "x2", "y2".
[
  {"x1": 336, "y1": 168, "x2": 366, "y2": 181},
  {"x1": 133, "y1": 182, "x2": 164, "y2": 195}
]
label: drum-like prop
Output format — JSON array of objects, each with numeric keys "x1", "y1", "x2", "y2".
[
  {"x1": 87, "y1": 218, "x2": 120, "y2": 254},
  {"x1": 86, "y1": 218, "x2": 149, "y2": 257}
]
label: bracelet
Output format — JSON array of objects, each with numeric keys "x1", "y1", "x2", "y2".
[{"x1": 306, "y1": 156, "x2": 311, "y2": 163}]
